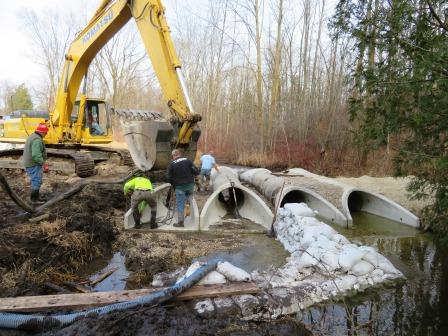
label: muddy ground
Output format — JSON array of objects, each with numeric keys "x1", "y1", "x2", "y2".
[
  {"x1": 0, "y1": 159, "x2": 427, "y2": 335},
  {"x1": 0, "y1": 160, "x2": 311, "y2": 335}
]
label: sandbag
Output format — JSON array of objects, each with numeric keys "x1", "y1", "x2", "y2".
[
  {"x1": 177, "y1": 262, "x2": 227, "y2": 285},
  {"x1": 331, "y1": 233, "x2": 350, "y2": 245},
  {"x1": 217, "y1": 262, "x2": 251, "y2": 282},
  {"x1": 297, "y1": 246, "x2": 322, "y2": 269},
  {"x1": 338, "y1": 245, "x2": 366, "y2": 272},
  {"x1": 350, "y1": 260, "x2": 375, "y2": 276},
  {"x1": 320, "y1": 251, "x2": 341, "y2": 272},
  {"x1": 284, "y1": 203, "x2": 315, "y2": 218}
]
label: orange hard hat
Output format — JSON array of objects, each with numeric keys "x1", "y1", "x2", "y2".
[{"x1": 36, "y1": 123, "x2": 49, "y2": 134}]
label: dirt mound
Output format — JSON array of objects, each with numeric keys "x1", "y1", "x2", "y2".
[{"x1": 66, "y1": 213, "x2": 116, "y2": 247}]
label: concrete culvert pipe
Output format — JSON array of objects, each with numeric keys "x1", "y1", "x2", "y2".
[
  {"x1": 124, "y1": 183, "x2": 199, "y2": 230},
  {"x1": 200, "y1": 167, "x2": 273, "y2": 231},
  {"x1": 342, "y1": 188, "x2": 420, "y2": 228},
  {"x1": 277, "y1": 186, "x2": 348, "y2": 228},
  {"x1": 241, "y1": 168, "x2": 348, "y2": 228}
]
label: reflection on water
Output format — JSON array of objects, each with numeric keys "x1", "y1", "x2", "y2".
[
  {"x1": 79, "y1": 252, "x2": 129, "y2": 291},
  {"x1": 299, "y1": 213, "x2": 448, "y2": 336},
  {"x1": 91, "y1": 252, "x2": 129, "y2": 291}
]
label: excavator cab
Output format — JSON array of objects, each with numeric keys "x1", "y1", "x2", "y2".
[{"x1": 71, "y1": 99, "x2": 113, "y2": 144}]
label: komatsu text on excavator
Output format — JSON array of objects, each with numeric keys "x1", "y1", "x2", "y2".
[{"x1": 0, "y1": 0, "x2": 201, "y2": 176}]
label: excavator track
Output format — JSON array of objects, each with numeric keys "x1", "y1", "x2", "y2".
[
  {"x1": 81, "y1": 146, "x2": 135, "y2": 167},
  {"x1": 0, "y1": 148, "x2": 96, "y2": 177},
  {"x1": 72, "y1": 154, "x2": 96, "y2": 178}
]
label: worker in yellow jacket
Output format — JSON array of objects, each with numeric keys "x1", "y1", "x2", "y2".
[{"x1": 123, "y1": 175, "x2": 157, "y2": 229}]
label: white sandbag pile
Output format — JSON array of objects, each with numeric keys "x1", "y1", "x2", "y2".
[
  {"x1": 262, "y1": 202, "x2": 403, "y2": 297},
  {"x1": 176, "y1": 261, "x2": 252, "y2": 285}
]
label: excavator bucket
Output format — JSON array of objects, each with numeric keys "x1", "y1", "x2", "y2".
[{"x1": 121, "y1": 118, "x2": 200, "y2": 171}]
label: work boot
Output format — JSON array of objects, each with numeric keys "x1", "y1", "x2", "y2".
[
  {"x1": 133, "y1": 211, "x2": 141, "y2": 229},
  {"x1": 173, "y1": 220, "x2": 184, "y2": 228},
  {"x1": 30, "y1": 190, "x2": 44, "y2": 205},
  {"x1": 150, "y1": 211, "x2": 158, "y2": 229}
]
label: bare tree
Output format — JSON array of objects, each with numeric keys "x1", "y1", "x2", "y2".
[{"x1": 20, "y1": 10, "x2": 75, "y2": 110}]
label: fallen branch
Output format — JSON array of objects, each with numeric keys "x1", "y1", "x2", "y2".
[
  {"x1": 62, "y1": 281, "x2": 91, "y2": 294},
  {"x1": 28, "y1": 213, "x2": 50, "y2": 223},
  {"x1": 0, "y1": 172, "x2": 35, "y2": 214},
  {"x1": 34, "y1": 182, "x2": 88, "y2": 214},
  {"x1": 44, "y1": 283, "x2": 72, "y2": 294},
  {"x1": 90, "y1": 267, "x2": 119, "y2": 287}
]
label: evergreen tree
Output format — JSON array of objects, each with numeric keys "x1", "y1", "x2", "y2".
[
  {"x1": 9, "y1": 84, "x2": 33, "y2": 111},
  {"x1": 332, "y1": 0, "x2": 448, "y2": 240}
]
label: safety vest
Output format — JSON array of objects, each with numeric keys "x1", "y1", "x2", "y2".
[{"x1": 123, "y1": 177, "x2": 153, "y2": 194}]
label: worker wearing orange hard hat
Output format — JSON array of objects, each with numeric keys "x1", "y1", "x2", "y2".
[{"x1": 22, "y1": 123, "x2": 49, "y2": 205}]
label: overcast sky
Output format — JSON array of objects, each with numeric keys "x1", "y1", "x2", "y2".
[
  {"x1": 0, "y1": 0, "x2": 200, "y2": 87},
  {"x1": 0, "y1": 0, "x2": 337, "y2": 88},
  {"x1": 0, "y1": 1, "x2": 82, "y2": 86}
]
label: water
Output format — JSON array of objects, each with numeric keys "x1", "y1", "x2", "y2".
[
  {"x1": 196, "y1": 234, "x2": 289, "y2": 272},
  {"x1": 299, "y1": 213, "x2": 448, "y2": 336},
  {"x1": 78, "y1": 252, "x2": 129, "y2": 291}
]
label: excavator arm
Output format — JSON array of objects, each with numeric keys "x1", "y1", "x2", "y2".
[{"x1": 50, "y1": 0, "x2": 200, "y2": 148}]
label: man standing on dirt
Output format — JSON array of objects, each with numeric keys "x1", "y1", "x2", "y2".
[
  {"x1": 166, "y1": 148, "x2": 199, "y2": 227},
  {"x1": 22, "y1": 123, "x2": 49, "y2": 205},
  {"x1": 124, "y1": 174, "x2": 157, "y2": 229},
  {"x1": 199, "y1": 150, "x2": 220, "y2": 192}
]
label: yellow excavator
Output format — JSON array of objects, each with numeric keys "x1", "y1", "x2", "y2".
[{"x1": 0, "y1": 0, "x2": 201, "y2": 176}]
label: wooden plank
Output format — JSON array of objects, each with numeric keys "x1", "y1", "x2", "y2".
[{"x1": 0, "y1": 282, "x2": 259, "y2": 312}]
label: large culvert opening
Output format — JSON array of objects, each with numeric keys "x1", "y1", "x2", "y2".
[
  {"x1": 347, "y1": 191, "x2": 364, "y2": 212},
  {"x1": 280, "y1": 190, "x2": 307, "y2": 207},
  {"x1": 218, "y1": 187, "x2": 245, "y2": 218}
]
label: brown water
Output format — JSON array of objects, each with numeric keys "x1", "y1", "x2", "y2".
[
  {"x1": 196, "y1": 233, "x2": 289, "y2": 272},
  {"x1": 299, "y1": 213, "x2": 448, "y2": 336}
]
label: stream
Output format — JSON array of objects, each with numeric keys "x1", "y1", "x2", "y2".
[
  {"x1": 77, "y1": 211, "x2": 448, "y2": 335},
  {"x1": 299, "y1": 213, "x2": 448, "y2": 336}
]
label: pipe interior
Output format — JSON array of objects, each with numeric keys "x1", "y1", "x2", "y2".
[
  {"x1": 280, "y1": 190, "x2": 306, "y2": 207},
  {"x1": 218, "y1": 188, "x2": 245, "y2": 217},
  {"x1": 347, "y1": 191, "x2": 364, "y2": 212}
]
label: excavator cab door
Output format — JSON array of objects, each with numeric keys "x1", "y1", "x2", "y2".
[{"x1": 71, "y1": 99, "x2": 113, "y2": 144}]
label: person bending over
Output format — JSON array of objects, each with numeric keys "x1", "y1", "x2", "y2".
[{"x1": 124, "y1": 174, "x2": 157, "y2": 229}]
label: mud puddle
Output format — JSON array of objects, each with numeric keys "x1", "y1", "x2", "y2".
[
  {"x1": 196, "y1": 233, "x2": 289, "y2": 272},
  {"x1": 77, "y1": 252, "x2": 129, "y2": 291}
]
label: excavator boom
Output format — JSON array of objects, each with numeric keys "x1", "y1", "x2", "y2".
[{"x1": 48, "y1": 0, "x2": 200, "y2": 170}]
